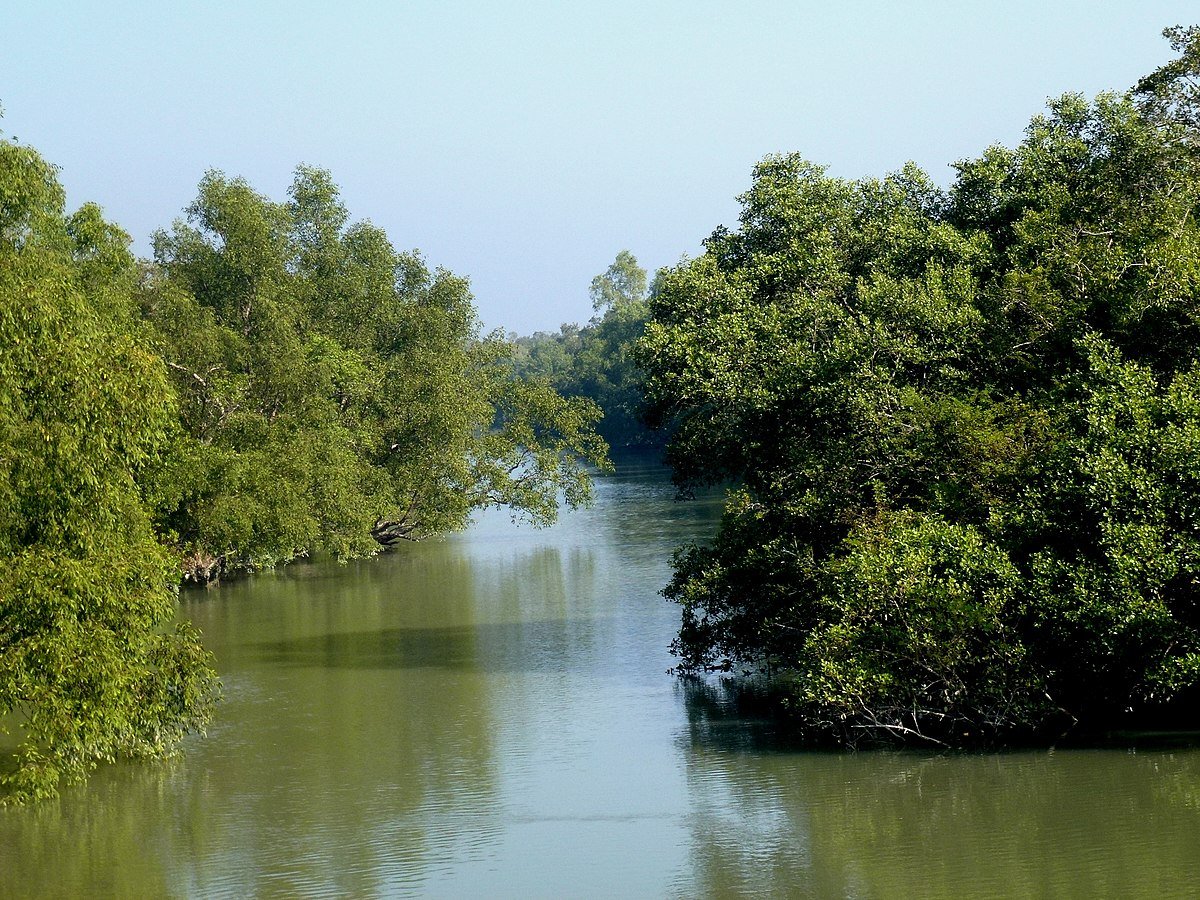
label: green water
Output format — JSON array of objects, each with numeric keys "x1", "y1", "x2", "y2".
[{"x1": 2, "y1": 461, "x2": 1199, "y2": 898}]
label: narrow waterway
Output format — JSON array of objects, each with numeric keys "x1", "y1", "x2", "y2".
[{"x1": 2, "y1": 460, "x2": 1199, "y2": 898}]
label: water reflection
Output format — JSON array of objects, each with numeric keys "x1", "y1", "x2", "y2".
[
  {"x1": 679, "y1": 682, "x2": 1200, "y2": 899},
  {"x1": 177, "y1": 538, "x2": 507, "y2": 896},
  {"x1": 1, "y1": 460, "x2": 1198, "y2": 898},
  {"x1": 246, "y1": 617, "x2": 619, "y2": 674}
]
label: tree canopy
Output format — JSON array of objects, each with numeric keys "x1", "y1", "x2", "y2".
[
  {"x1": 0, "y1": 137, "x2": 218, "y2": 801},
  {"x1": 143, "y1": 166, "x2": 609, "y2": 580},
  {"x1": 638, "y1": 28, "x2": 1200, "y2": 744},
  {"x1": 513, "y1": 251, "x2": 663, "y2": 451},
  {"x1": 1, "y1": 148, "x2": 608, "y2": 801}
]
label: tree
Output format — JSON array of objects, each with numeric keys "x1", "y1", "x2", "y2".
[
  {"x1": 589, "y1": 249, "x2": 648, "y2": 314},
  {"x1": 638, "y1": 30, "x2": 1200, "y2": 744},
  {"x1": 143, "y1": 167, "x2": 608, "y2": 578},
  {"x1": 515, "y1": 251, "x2": 664, "y2": 450},
  {"x1": 0, "y1": 137, "x2": 217, "y2": 802}
]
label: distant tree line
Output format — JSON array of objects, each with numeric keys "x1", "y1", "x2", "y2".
[
  {"x1": 511, "y1": 250, "x2": 666, "y2": 453},
  {"x1": 638, "y1": 26, "x2": 1200, "y2": 745},
  {"x1": 0, "y1": 146, "x2": 607, "y2": 801}
]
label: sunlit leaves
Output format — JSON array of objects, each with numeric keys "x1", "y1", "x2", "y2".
[
  {"x1": 644, "y1": 31, "x2": 1200, "y2": 744},
  {"x1": 0, "y1": 139, "x2": 217, "y2": 802},
  {"x1": 147, "y1": 166, "x2": 607, "y2": 576}
]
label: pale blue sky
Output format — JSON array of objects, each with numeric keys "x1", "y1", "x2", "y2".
[{"x1": 2, "y1": 2, "x2": 1196, "y2": 333}]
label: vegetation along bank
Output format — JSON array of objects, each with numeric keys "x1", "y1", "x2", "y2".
[{"x1": 3, "y1": 25, "x2": 1200, "y2": 803}]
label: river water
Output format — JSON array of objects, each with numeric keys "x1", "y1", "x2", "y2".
[{"x1": 2, "y1": 459, "x2": 1199, "y2": 898}]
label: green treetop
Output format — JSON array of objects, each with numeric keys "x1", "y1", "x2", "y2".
[
  {"x1": 638, "y1": 28, "x2": 1200, "y2": 744},
  {"x1": 143, "y1": 166, "x2": 608, "y2": 578},
  {"x1": 515, "y1": 251, "x2": 663, "y2": 451},
  {"x1": 0, "y1": 138, "x2": 218, "y2": 802}
]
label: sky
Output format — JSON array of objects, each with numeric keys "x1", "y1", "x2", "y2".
[{"x1": 2, "y1": 1, "x2": 1197, "y2": 334}]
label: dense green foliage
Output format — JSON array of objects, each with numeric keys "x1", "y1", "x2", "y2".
[
  {"x1": 143, "y1": 167, "x2": 607, "y2": 579},
  {"x1": 640, "y1": 28, "x2": 1200, "y2": 744},
  {"x1": 6, "y1": 26, "x2": 1198, "y2": 804},
  {"x1": 0, "y1": 138, "x2": 218, "y2": 801},
  {"x1": 514, "y1": 251, "x2": 664, "y2": 451},
  {"x1": 1, "y1": 147, "x2": 607, "y2": 800}
]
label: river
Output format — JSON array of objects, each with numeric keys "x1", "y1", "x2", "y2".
[{"x1": 2, "y1": 459, "x2": 1199, "y2": 898}]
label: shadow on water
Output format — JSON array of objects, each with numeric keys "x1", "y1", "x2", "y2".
[
  {"x1": 675, "y1": 678, "x2": 1200, "y2": 899},
  {"x1": 246, "y1": 617, "x2": 617, "y2": 674},
  {"x1": 676, "y1": 677, "x2": 813, "y2": 756},
  {"x1": 680, "y1": 675, "x2": 1200, "y2": 756}
]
